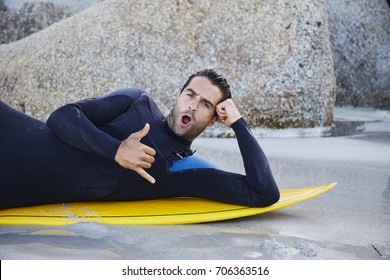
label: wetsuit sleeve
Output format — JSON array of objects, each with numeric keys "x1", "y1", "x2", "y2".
[
  {"x1": 155, "y1": 118, "x2": 280, "y2": 207},
  {"x1": 209, "y1": 118, "x2": 279, "y2": 206},
  {"x1": 46, "y1": 88, "x2": 143, "y2": 160},
  {"x1": 231, "y1": 117, "x2": 279, "y2": 201}
]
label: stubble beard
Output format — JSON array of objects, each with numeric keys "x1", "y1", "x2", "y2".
[{"x1": 167, "y1": 107, "x2": 204, "y2": 142}]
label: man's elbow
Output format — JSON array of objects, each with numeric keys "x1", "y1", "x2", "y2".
[
  {"x1": 46, "y1": 104, "x2": 77, "y2": 130},
  {"x1": 266, "y1": 188, "x2": 280, "y2": 206},
  {"x1": 251, "y1": 187, "x2": 280, "y2": 207}
]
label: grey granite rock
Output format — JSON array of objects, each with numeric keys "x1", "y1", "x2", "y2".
[
  {"x1": 328, "y1": 0, "x2": 390, "y2": 109},
  {"x1": 0, "y1": 0, "x2": 101, "y2": 44},
  {"x1": 0, "y1": 0, "x2": 335, "y2": 134}
]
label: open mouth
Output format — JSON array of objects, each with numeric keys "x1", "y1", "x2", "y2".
[{"x1": 180, "y1": 115, "x2": 192, "y2": 127}]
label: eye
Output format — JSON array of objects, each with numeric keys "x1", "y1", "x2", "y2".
[{"x1": 202, "y1": 100, "x2": 211, "y2": 109}]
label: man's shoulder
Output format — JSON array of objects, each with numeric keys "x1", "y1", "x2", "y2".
[
  {"x1": 101, "y1": 88, "x2": 162, "y2": 115},
  {"x1": 106, "y1": 88, "x2": 148, "y2": 99},
  {"x1": 118, "y1": 88, "x2": 160, "y2": 103}
]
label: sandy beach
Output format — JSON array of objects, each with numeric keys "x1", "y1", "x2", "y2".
[{"x1": 0, "y1": 107, "x2": 389, "y2": 260}]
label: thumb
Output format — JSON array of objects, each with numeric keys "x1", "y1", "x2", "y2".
[{"x1": 133, "y1": 123, "x2": 150, "y2": 141}]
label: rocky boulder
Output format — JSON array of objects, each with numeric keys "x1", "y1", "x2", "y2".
[
  {"x1": 328, "y1": 0, "x2": 390, "y2": 109},
  {"x1": 0, "y1": 0, "x2": 101, "y2": 44},
  {"x1": 0, "y1": 0, "x2": 335, "y2": 135}
]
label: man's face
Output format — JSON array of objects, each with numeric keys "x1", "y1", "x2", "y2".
[{"x1": 167, "y1": 76, "x2": 223, "y2": 141}]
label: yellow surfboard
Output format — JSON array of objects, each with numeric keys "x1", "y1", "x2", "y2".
[{"x1": 0, "y1": 183, "x2": 336, "y2": 226}]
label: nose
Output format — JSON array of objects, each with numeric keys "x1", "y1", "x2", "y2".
[{"x1": 189, "y1": 100, "x2": 198, "y2": 112}]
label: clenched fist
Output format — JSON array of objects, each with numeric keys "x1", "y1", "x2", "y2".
[{"x1": 216, "y1": 99, "x2": 242, "y2": 127}]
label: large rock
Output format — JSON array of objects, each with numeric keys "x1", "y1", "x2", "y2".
[
  {"x1": 328, "y1": 0, "x2": 390, "y2": 109},
  {"x1": 0, "y1": 3, "x2": 73, "y2": 44},
  {"x1": 0, "y1": 0, "x2": 335, "y2": 134},
  {"x1": 0, "y1": 0, "x2": 101, "y2": 44}
]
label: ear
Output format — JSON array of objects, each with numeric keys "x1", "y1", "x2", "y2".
[{"x1": 207, "y1": 116, "x2": 218, "y2": 127}]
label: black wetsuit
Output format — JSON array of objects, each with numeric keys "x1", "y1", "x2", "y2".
[{"x1": 0, "y1": 89, "x2": 279, "y2": 209}]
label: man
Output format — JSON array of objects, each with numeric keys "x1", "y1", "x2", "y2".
[{"x1": 0, "y1": 69, "x2": 279, "y2": 209}]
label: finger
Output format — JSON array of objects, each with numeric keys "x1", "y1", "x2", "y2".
[
  {"x1": 216, "y1": 105, "x2": 225, "y2": 114},
  {"x1": 137, "y1": 168, "x2": 156, "y2": 184},
  {"x1": 217, "y1": 118, "x2": 227, "y2": 125},
  {"x1": 141, "y1": 153, "x2": 155, "y2": 164},
  {"x1": 139, "y1": 161, "x2": 152, "y2": 169},
  {"x1": 132, "y1": 123, "x2": 150, "y2": 141},
  {"x1": 216, "y1": 109, "x2": 227, "y2": 120},
  {"x1": 218, "y1": 115, "x2": 228, "y2": 122},
  {"x1": 143, "y1": 145, "x2": 156, "y2": 156}
]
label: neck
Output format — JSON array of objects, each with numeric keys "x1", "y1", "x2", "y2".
[
  {"x1": 166, "y1": 111, "x2": 174, "y2": 132},
  {"x1": 164, "y1": 115, "x2": 193, "y2": 146}
]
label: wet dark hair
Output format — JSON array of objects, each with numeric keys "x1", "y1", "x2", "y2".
[{"x1": 180, "y1": 69, "x2": 232, "y2": 101}]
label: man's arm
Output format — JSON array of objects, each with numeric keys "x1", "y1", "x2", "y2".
[
  {"x1": 47, "y1": 89, "x2": 143, "y2": 160},
  {"x1": 47, "y1": 88, "x2": 156, "y2": 184},
  {"x1": 216, "y1": 99, "x2": 280, "y2": 204}
]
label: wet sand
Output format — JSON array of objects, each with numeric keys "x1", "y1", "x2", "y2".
[{"x1": 0, "y1": 107, "x2": 389, "y2": 260}]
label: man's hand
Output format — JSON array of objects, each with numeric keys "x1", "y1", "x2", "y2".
[
  {"x1": 216, "y1": 99, "x2": 242, "y2": 127},
  {"x1": 114, "y1": 123, "x2": 156, "y2": 184}
]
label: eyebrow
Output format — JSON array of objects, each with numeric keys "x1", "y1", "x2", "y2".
[{"x1": 186, "y1": 88, "x2": 215, "y2": 108}]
